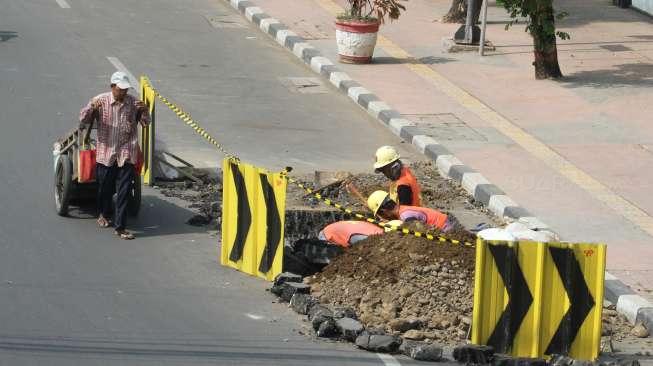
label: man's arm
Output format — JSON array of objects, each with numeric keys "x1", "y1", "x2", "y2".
[
  {"x1": 79, "y1": 98, "x2": 101, "y2": 126},
  {"x1": 396, "y1": 185, "x2": 413, "y2": 205},
  {"x1": 399, "y1": 209, "x2": 427, "y2": 224}
]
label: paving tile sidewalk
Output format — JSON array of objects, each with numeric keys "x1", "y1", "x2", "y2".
[{"x1": 241, "y1": 0, "x2": 653, "y2": 303}]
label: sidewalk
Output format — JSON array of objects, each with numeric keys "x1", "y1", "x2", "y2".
[{"x1": 243, "y1": 0, "x2": 653, "y2": 301}]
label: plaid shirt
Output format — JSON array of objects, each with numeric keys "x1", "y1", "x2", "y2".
[{"x1": 79, "y1": 92, "x2": 150, "y2": 167}]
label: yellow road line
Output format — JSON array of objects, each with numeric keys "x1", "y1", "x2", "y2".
[{"x1": 313, "y1": 0, "x2": 653, "y2": 237}]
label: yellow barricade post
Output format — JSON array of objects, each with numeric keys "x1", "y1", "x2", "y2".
[
  {"x1": 472, "y1": 239, "x2": 606, "y2": 361},
  {"x1": 139, "y1": 76, "x2": 155, "y2": 185},
  {"x1": 221, "y1": 158, "x2": 287, "y2": 281}
]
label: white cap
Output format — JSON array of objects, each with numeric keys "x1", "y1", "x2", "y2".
[{"x1": 110, "y1": 71, "x2": 132, "y2": 89}]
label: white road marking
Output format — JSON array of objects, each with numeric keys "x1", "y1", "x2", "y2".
[
  {"x1": 245, "y1": 313, "x2": 264, "y2": 320},
  {"x1": 106, "y1": 56, "x2": 138, "y2": 88},
  {"x1": 377, "y1": 353, "x2": 401, "y2": 365},
  {"x1": 55, "y1": 0, "x2": 71, "y2": 8}
]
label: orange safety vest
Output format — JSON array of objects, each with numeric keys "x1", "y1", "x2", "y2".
[
  {"x1": 389, "y1": 166, "x2": 422, "y2": 206},
  {"x1": 398, "y1": 206, "x2": 448, "y2": 230},
  {"x1": 321, "y1": 221, "x2": 384, "y2": 248}
]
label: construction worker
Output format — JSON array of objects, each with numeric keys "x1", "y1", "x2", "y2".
[
  {"x1": 367, "y1": 190, "x2": 454, "y2": 232},
  {"x1": 318, "y1": 220, "x2": 403, "y2": 248},
  {"x1": 373, "y1": 146, "x2": 421, "y2": 206}
]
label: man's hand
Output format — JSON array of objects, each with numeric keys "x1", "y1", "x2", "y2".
[
  {"x1": 135, "y1": 100, "x2": 146, "y2": 112},
  {"x1": 91, "y1": 99, "x2": 102, "y2": 111},
  {"x1": 135, "y1": 100, "x2": 149, "y2": 127}
]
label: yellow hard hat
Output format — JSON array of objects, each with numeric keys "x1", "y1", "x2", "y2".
[
  {"x1": 384, "y1": 220, "x2": 404, "y2": 232},
  {"x1": 374, "y1": 146, "x2": 400, "y2": 170},
  {"x1": 368, "y1": 190, "x2": 390, "y2": 216}
]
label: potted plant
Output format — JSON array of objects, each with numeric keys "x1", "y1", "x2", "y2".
[{"x1": 336, "y1": 0, "x2": 407, "y2": 64}]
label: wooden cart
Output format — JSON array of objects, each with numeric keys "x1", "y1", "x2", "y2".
[{"x1": 53, "y1": 122, "x2": 141, "y2": 217}]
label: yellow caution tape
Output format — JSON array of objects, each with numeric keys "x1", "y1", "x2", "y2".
[
  {"x1": 283, "y1": 172, "x2": 476, "y2": 248},
  {"x1": 141, "y1": 78, "x2": 239, "y2": 161},
  {"x1": 145, "y1": 80, "x2": 476, "y2": 248}
]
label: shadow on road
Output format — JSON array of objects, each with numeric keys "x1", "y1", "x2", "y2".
[
  {"x1": 561, "y1": 62, "x2": 653, "y2": 89},
  {"x1": 372, "y1": 56, "x2": 455, "y2": 65},
  {"x1": 65, "y1": 195, "x2": 210, "y2": 238},
  {"x1": 130, "y1": 195, "x2": 211, "y2": 238}
]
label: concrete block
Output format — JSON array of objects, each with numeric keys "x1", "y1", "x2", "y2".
[
  {"x1": 617, "y1": 294, "x2": 653, "y2": 324},
  {"x1": 244, "y1": 6, "x2": 263, "y2": 21},
  {"x1": 347, "y1": 86, "x2": 371, "y2": 103},
  {"x1": 462, "y1": 172, "x2": 490, "y2": 196},
  {"x1": 310, "y1": 56, "x2": 333, "y2": 74},
  {"x1": 435, "y1": 155, "x2": 463, "y2": 177},
  {"x1": 260, "y1": 17, "x2": 280, "y2": 33},
  {"x1": 329, "y1": 72, "x2": 352, "y2": 89},
  {"x1": 412, "y1": 135, "x2": 439, "y2": 154}
]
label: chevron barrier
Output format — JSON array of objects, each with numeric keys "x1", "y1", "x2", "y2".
[
  {"x1": 139, "y1": 76, "x2": 156, "y2": 185},
  {"x1": 471, "y1": 240, "x2": 606, "y2": 361},
  {"x1": 221, "y1": 158, "x2": 287, "y2": 281}
]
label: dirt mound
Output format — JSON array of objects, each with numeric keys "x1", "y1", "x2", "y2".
[
  {"x1": 287, "y1": 161, "x2": 475, "y2": 213},
  {"x1": 308, "y1": 232, "x2": 476, "y2": 345}
]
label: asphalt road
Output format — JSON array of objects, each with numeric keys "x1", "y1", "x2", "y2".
[{"x1": 0, "y1": 0, "x2": 428, "y2": 365}]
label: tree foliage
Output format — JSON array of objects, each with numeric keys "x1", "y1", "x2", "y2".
[
  {"x1": 339, "y1": 0, "x2": 408, "y2": 23},
  {"x1": 497, "y1": 0, "x2": 570, "y2": 78},
  {"x1": 498, "y1": 0, "x2": 569, "y2": 43}
]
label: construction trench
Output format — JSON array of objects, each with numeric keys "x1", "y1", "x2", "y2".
[{"x1": 156, "y1": 161, "x2": 641, "y2": 364}]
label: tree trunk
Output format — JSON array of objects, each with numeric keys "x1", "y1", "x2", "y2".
[
  {"x1": 442, "y1": 0, "x2": 482, "y2": 24},
  {"x1": 530, "y1": 4, "x2": 563, "y2": 79}
]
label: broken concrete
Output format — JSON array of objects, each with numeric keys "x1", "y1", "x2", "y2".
[
  {"x1": 355, "y1": 332, "x2": 402, "y2": 353},
  {"x1": 316, "y1": 317, "x2": 339, "y2": 338},
  {"x1": 453, "y1": 344, "x2": 494, "y2": 364},
  {"x1": 336, "y1": 317, "x2": 364, "y2": 342},
  {"x1": 310, "y1": 306, "x2": 335, "y2": 331},
  {"x1": 277, "y1": 282, "x2": 311, "y2": 303},
  {"x1": 400, "y1": 340, "x2": 443, "y2": 362},
  {"x1": 290, "y1": 293, "x2": 317, "y2": 315},
  {"x1": 492, "y1": 354, "x2": 547, "y2": 366}
]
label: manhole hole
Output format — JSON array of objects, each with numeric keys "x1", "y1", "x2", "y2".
[
  {"x1": 203, "y1": 14, "x2": 246, "y2": 29},
  {"x1": 402, "y1": 113, "x2": 487, "y2": 142},
  {"x1": 279, "y1": 77, "x2": 329, "y2": 94},
  {"x1": 600, "y1": 44, "x2": 632, "y2": 52},
  {"x1": 284, "y1": 208, "x2": 351, "y2": 244}
]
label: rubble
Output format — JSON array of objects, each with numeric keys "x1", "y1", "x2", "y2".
[
  {"x1": 400, "y1": 340, "x2": 443, "y2": 361},
  {"x1": 630, "y1": 323, "x2": 649, "y2": 338},
  {"x1": 453, "y1": 344, "x2": 495, "y2": 364},
  {"x1": 309, "y1": 231, "x2": 476, "y2": 345},
  {"x1": 355, "y1": 332, "x2": 402, "y2": 353},
  {"x1": 290, "y1": 293, "x2": 317, "y2": 315},
  {"x1": 336, "y1": 317, "x2": 364, "y2": 341}
]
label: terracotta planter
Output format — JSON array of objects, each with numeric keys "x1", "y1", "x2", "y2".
[{"x1": 335, "y1": 20, "x2": 380, "y2": 64}]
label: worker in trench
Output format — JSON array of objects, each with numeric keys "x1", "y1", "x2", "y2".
[
  {"x1": 317, "y1": 220, "x2": 404, "y2": 248},
  {"x1": 346, "y1": 146, "x2": 422, "y2": 208},
  {"x1": 367, "y1": 190, "x2": 459, "y2": 233}
]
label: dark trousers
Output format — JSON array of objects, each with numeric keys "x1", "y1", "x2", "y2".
[{"x1": 96, "y1": 162, "x2": 134, "y2": 231}]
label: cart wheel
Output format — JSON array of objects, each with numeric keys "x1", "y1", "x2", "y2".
[
  {"x1": 54, "y1": 153, "x2": 73, "y2": 216},
  {"x1": 127, "y1": 173, "x2": 141, "y2": 217}
]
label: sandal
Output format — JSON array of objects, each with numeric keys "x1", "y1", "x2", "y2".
[
  {"x1": 97, "y1": 216, "x2": 110, "y2": 228},
  {"x1": 115, "y1": 229, "x2": 135, "y2": 240}
]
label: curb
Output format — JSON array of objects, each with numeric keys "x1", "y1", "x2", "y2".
[{"x1": 225, "y1": 0, "x2": 653, "y2": 331}]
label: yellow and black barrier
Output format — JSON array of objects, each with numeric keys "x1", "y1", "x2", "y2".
[
  {"x1": 472, "y1": 240, "x2": 606, "y2": 361},
  {"x1": 221, "y1": 157, "x2": 287, "y2": 281},
  {"x1": 139, "y1": 76, "x2": 156, "y2": 185}
]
